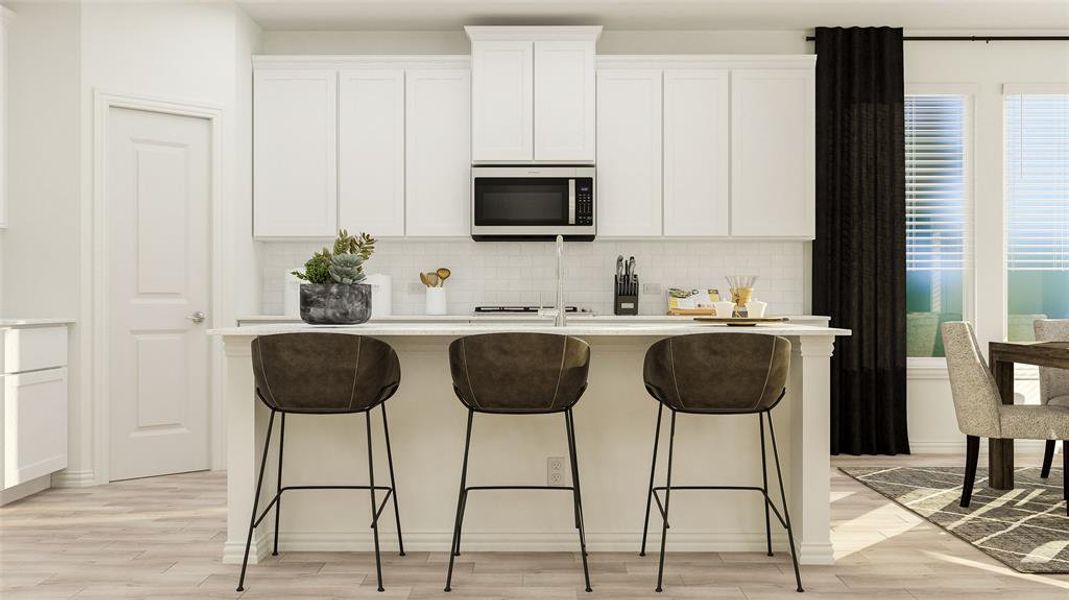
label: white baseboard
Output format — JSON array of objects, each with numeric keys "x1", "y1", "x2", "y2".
[
  {"x1": 51, "y1": 469, "x2": 97, "y2": 488},
  {"x1": 0, "y1": 475, "x2": 51, "y2": 506},
  {"x1": 243, "y1": 530, "x2": 827, "y2": 564},
  {"x1": 222, "y1": 530, "x2": 270, "y2": 565}
]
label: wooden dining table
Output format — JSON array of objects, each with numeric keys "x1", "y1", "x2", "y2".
[{"x1": 988, "y1": 340, "x2": 1069, "y2": 490}]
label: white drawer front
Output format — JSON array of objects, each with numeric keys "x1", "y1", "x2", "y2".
[
  {"x1": 3, "y1": 368, "x2": 69, "y2": 489},
  {"x1": 2, "y1": 327, "x2": 69, "y2": 374}
]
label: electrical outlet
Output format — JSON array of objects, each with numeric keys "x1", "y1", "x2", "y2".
[
  {"x1": 547, "y1": 456, "x2": 566, "y2": 487},
  {"x1": 406, "y1": 281, "x2": 424, "y2": 294},
  {"x1": 642, "y1": 282, "x2": 663, "y2": 295}
]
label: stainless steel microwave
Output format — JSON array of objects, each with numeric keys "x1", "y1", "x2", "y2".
[{"x1": 471, "y1": 166, "x2": 595, "y2": 241}]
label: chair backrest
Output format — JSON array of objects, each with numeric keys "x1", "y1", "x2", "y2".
[
  {"x1": 1035, "y1": 319, "x2": 1069, "y2": 404},
  {"x1": 251, "y1": 333, "x2": 400, "y2": 414},
  {"x1": 448, "y1": 332, "x2": 590, "y2": 414},
  {"x1": 940, "y1": 322, "x2": 1002, "y2": 438},
  {"x1": 642, "y1": 333, "x2": 790, "y2": 414}
]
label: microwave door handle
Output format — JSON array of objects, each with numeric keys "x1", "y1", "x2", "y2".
[{"x1": 568, "y1": 179, "x2": 576, "y2": 225}]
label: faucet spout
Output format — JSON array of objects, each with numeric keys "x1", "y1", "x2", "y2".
[{"x1": 555, "y1": 234, "x2": 566, "y2": 327}]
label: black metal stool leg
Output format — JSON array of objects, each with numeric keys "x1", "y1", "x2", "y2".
[
  {"x1": 445, "y1": 409, "x2": 474, "y2": 592},
  {"x1": 767, "y1": 410, "x2": 803, "y2": 593},
  {"x1": 566, "y1": 408, "x2": 593, "y2": 592},
  {"x1": 655, "y1": 410, "x2": 677, "y2": 593},
  {"x1": 451, "y1": 410, "x2": 474, "y2": 558},
  {"x1": 273, "y1": 413, "x2": 286, "y2": 556},
  {"x1": 366, "y1": 411, "x2": 385, "y2": 592},
  {"x1": 237, "y1": 409, "x2": 277, "y2": 592},
  {"x1": 381, "y1": 403, "x2": 405, "y2": 556},
  {"x1": 759, "y1": 412, "x2": 773, "y2": 557},
  {"x1": 640, "y1": 402, "x2": 664, "y2": 557}
]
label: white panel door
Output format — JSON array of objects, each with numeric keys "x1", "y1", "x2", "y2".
[
  {"x1": 253, "y1": 69, "x2": 337, "y2": 238},
  {"x1": 730, "y1": 69, "x2": 815, "y2": 238},
  {"x1": 534, "y1": 41, "x2": 595, "y2": 162},
  {"x1": 107, "y1": 107, "x2": 211, "y2": 481},
  {"x1": 471, "y1": 41, "x2": 533, "y2": 162},
  {"x1": 406, "y1": 68, "x2": 471, "y2": 236},
  {"x1": 663, "y1": 69, "x2": 730, "y2": 237},
  {"x1": 2, "y1": 369, "x2": 68, "y2": 489},
  {"x1": 339, "y1": 69, "x2": 405, "y2": 237},
  {"x1": 596, "y1": 69, "x2": 663, "y2": 237}
]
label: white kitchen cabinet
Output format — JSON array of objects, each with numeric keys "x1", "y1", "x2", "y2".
[
  {"x1": 253, "y1": 69, "x2": 337, "y2": 239},
  {"x1": 467, "y1": 27, "x2": 600, "y2": 164},
  {"x1": 338, "y1": 69, "x2": 405, "y2": 237},
  {"x1": 470, "y1": 40, "x2": 533, "y2": 163},
  {"x1": 533, "y1": 41, "x2": 596, "y2": 162},
  {"x1": 596, "y1": 69, "x2": 663, "y2": 237},
  {"x1": 663, "y1": 69, "x2": 730, "y2": 237},
  {"x1": 0, "y1": 7, "x2": 10, "y2": 229},
  {"x1": 1, "y1": 323, "x2": 71, "y2": 503},
  {"x1": 730, "y1": 69, "x2": 815, "y2": 238},
  {"x1": 405, "y1": 68, "x2": 471, "y2": 236}
]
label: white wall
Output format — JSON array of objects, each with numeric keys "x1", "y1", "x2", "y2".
[
  {"x1": 902, "y1": 38, "x2": 1069, "y2": 452},
  {"x1": 3, "y1": 1, "x2": 261, "y2": 485}
]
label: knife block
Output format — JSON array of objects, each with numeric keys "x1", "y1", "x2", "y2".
[{"x1": 614, "y1": 275, "x2": 639, "y2": 316}]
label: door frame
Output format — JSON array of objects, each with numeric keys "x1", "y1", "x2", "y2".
[{"x1": 90, "y1": 90, "x2": 224, "y2": 484}]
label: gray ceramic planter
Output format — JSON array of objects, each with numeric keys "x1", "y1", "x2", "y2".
[{"x1": 299, "y1": 283, "x2": 372, "y2": 325}]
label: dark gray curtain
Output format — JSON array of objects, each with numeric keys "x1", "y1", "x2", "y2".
[{"x1": 813, "y1": 27, "x2": 909, "y2": 455}]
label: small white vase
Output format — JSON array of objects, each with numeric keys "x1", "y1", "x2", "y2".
[{"x1": 425, "y1": 287, "x2": 447, "y2": 315}]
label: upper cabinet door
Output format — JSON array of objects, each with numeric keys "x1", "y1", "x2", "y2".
[
  {"x1": 534, "y1": 41, "x2": 596, "y2": 162},
  {"x1": 730, "y1": 69, "x2": 815, "y2": 238},
  {"x1": 663, "y1": 69, "x2": 730, "y2": 237},
  {"x1": 338, "y1": 69, "x2": 405, "y2": 237},
  {"x1": 596, "y1": 69, "x2": 663, "y2": 237},
  {"x1": 471, "y1": 41, "x2": 533, "y2": 162},
  {"x1": 405, "y1": 68, "x2": 471, "y2": 236},
  {"x1": 253, "y1": 69, "x2": 337, "y2": 238}
]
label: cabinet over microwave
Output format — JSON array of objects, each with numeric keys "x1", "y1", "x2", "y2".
[{"x1": 471, "y1": 166, "x2": 595, "y2": 241}]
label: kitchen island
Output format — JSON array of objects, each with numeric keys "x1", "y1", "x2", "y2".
[{"x1": 210, "y1": 321, "x2": 849, "y2": 566}]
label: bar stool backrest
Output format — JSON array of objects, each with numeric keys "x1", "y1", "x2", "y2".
[
  {"x1": 643, "y1": 333, "x2": 791, "y2": 414},
  {"x1": 251, "y1": 333, "x2": 401, "y2": 414},
  {"x1": 448, "y1": 332, "x2": 591, "y2": 414}
]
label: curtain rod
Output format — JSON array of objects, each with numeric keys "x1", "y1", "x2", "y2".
[{"x1": 804, "y1": 35, "x2": 1069, "y2": 42}]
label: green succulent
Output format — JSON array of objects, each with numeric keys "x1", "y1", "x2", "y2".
[
  {"x1": 291, "y1": 230, "x2": 377, "y2": 285},
  {"x1": 329, "y1": 253, "x2": 366, "y2": 284}
]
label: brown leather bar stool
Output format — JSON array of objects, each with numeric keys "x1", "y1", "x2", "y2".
[
  {"x1": 443, "y1": 332, "x2": 593, "y2": 593},
  {"x1": 237, "y1": 333, "x2": 405, "y2": 593},
  {"x1": 639, "y1": 333, "x2": 802, "y2": 593}
]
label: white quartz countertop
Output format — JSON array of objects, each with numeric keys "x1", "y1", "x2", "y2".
[
  {"x1": 210, "y1": 321, "x2": 850, "y2": 338},
  {"x1": 0, "y1": 318, "x2": 76, "y2": 329},
  {"x1": 237, "y1": 314, "x2": 832, "y2": 324}
]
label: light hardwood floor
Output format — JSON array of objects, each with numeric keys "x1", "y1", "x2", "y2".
[{"x1": 2, "y1": 453, "x2": 1068, "y2": 599}]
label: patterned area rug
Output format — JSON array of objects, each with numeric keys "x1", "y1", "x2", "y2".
[{"x1": 841, "y1": 466, "x2": 1069, "y2": 573}]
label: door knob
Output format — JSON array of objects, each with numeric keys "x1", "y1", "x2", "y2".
[{"x1": 187, "y1": 311, "x2": 207, "y2": 324}]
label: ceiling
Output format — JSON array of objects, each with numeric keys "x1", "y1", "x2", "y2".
[{"x1": 237, "y1": 0, "x2": 1069, "y2": 32}]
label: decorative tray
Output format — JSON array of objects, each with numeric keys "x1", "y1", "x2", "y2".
[{"x1": 693, "y1": 317, "x2": 788, "y2": 327}]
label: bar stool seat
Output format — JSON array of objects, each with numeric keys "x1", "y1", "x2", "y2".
[
  {"x1": 443, "y1": 332, "x2": 593, "y2": 593},
  {"x1": 640, "y1": 332, "x2": 803, "y2": 593},
  {"x1": 237, "y1": 333, "x2": 405, "y2": 593}
]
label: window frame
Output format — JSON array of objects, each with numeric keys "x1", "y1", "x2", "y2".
[{"x1": 904, "y1": 84, "x2": 977, "y2": 371}]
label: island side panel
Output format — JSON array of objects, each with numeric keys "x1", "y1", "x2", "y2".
[{"x1": 788, "y1": 334, "x2": 835, "y2": 565}]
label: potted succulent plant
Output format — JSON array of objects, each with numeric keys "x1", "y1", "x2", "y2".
[{"x1": 291, "y1": 230, "x2": 377, "y2": 324}]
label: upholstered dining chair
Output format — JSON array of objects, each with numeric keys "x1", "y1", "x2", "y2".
[
  {"x1": 942, "y1": 322, "x2": 1069, "y2": 514},
  {"x1": 1035, "y1": 319, "x2": 1069, "y2": 479}
]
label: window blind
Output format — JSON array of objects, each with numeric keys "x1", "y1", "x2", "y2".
[
  {"x1": 1006, "y1": 94, "x2": 1069, "y2": 271},
  {"x1": 906, "y1": 95, "x2": 969, "y2": 272}
]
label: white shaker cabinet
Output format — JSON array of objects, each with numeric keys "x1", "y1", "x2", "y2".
[
  {"x1": 338, "y1": 69, "x2": 406, "y2": 237},
  {"x1": 253, "y1": 69, "x2": 338, "y2": 238},
  {"x1": 663, "y1": 69, "x2": 730, "y2": 237},
  {"x1": 596, "y1": 69, "x2": 663, "y2": 237},
  {"x1": 533, "y1": 41, "x2": 596, "y2": 162},
  {"x1": 467, "y1": 27, "x2": 600, "y2": 164},
  {"x1": 405, "y1": 68, "x2": 471, "y2": 236},
  {"x1": 2, "y1": 323, "x2": 71, "y2": 504},
  {"x1": 470, "y1": 40, "x2": 533, "y2": 163},
  {"x1": 730, "y1": 69, "x2": 815, "y2": 238}
]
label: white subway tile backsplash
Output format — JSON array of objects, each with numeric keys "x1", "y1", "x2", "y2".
[{"x1": 260, "y1": 239, "x2": 808, "y2": 317}]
